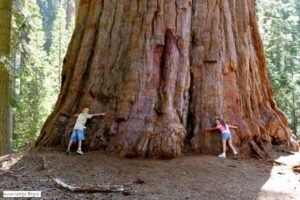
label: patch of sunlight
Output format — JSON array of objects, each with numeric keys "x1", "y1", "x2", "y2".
[
  {"x1": 0, "y1": 153, "x2": 25, "y2": 171},
  {"x1": 257, "y1": 152, "x2": 300, "y2": 200}
]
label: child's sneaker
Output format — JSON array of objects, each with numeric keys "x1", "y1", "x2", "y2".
[
  {"x1": 66, "y1": 149, "x2": 71, "y2": 155},
  {"x1": 233, "y1": 152, "x2": 238, "y2": 159},
  {"x1": 77, "y1": 150, "x2": 84, "y2": 155},
  {"x1": 218, "y1": 153, "x2": 226, "y2": 158}
]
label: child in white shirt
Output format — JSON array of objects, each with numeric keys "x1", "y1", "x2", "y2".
[{"x1": 66, "y1": 107, "x2": 105, "y2": 155}]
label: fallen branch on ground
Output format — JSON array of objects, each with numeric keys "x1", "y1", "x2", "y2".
[
  {"x1": 272, "y1": 160, "x2": 286, "y2": 166},
  {"x1": 0, "y1": 154, "x2": 12, "y2": 163},
  {"x1": 0, "y1": 152, "x2": 26, "y2": 164},
  {"x1": 292, "y1": 165, "x2": 300, "y2": 174},
  {"x1": 42, "y1": 156, "x2": 124, "y2": 193}
]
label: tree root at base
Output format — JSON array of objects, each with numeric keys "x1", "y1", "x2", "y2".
[{"x1": 249, "y1": 140, "x2": 267, "y2": 159}]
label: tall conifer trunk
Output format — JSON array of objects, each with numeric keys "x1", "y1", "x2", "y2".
[
  {"x1": 35, "y1": 0, "x2": 298, "y2": 158},
  {"x1": 0, "y1": 0, "x2": 12, "y2": 155}
]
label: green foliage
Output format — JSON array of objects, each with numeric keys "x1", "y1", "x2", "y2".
[
  {"x1": 45, "y1": 1, "x2": 74, "y2": 114},
  {"x1": 256, "y1": 0, "x2": 300, "y2": 135},
  {"x1": 12, "y1": 0, "x2": 48, "y2": 150},
  {"x1": 0, "y1": 56, "x2": 12, "y2": 70},
  {"x1": 36, "y1": 0, "x2": 56, "y2": 52}
]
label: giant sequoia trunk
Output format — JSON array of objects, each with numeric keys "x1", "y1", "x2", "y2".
[
  {"x1": 0, "y1": 0, "x2": 12, "y2": 156},
  {"x1": 35, "y1": 0, "x2": 299, "y2": 158}
]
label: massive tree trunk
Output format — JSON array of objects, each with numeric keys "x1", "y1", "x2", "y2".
[
  {"x1": 0, "y1": 0, "x2": 12, "y2": 155},
  {"x1": 35, "y1": 0, "x2": 299, "y2": 159}
]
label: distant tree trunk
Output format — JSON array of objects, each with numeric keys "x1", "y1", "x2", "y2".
[
  {"x1": 65, "y1": 0, "x2": 75, "y2": 30},
  {"x1": 36, "y1": 0, "x2": 56, "y2": 52},
  {"x1": 35, "y1": 0, "x2": 299, "y2": 158},
  {"x1": 11, "y1": 53, "x2": 18, "y2": 141},
  {"x1": 291, "y1": 83, "x2": 297, "y2": 135},
  {"x1": 0, "y1": 0, "x2": 12, "y2": 155},
  {"x1": 74, "y1": 0, "x2": 79, "y2": 19}
]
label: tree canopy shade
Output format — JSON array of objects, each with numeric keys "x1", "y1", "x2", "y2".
[{"x1": 35, "y1": 0, "x2": 299, "y2": 158}]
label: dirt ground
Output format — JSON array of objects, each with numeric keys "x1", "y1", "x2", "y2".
[{"x1": 0, "y1": 148, "x2": 300, "y2": 200}]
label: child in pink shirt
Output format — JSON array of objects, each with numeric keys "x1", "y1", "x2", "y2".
[{"x1": 206, "y1": 117, "x2": 238, "y2": 158}]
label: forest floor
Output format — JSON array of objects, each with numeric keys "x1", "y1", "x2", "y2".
[{"x1": 0, "y1": 147, "x2": 300, "y2": 200}]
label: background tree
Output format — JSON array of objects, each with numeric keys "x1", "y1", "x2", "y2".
[
  {"x1": 47, "y1": 0, "x2": 75, "y2": 102},
  {"x1": 0, "y1": 0, "x2": 13, "y2": 155},
  {"x1": 12, "y1": 0, "x2": 48, "y2": 150},
  {"x1": 256, "y1": 0, "x2": 300, "y2": 136},
  {"x1": 11, "y1": 0, "x2": 75, "y2": 151},
  {"x1": 35, "y1": 0, "x2": 298, "y2": 159},
  {"x1": 36, "y1": 0, "x2": 56, "y2": 52},
  {"x1": 66, "y1": 0, "x2": 75, "y2": 30}
]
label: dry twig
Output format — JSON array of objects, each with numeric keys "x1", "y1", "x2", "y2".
[{"x1": 42, "y1": 156, "x2": 124, "y2": 193}]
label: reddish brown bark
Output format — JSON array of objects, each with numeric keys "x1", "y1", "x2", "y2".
[{"x1": 35, "y1": 0, "x2": 299, "y2": 158}]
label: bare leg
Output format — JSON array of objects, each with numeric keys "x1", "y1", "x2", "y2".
[
  {"x1": 228, "y1": 140, "x2": 237, "y2": 154},
  {"x1": 76, "y1": 140, "x2": 84, "y2": 155},
  {"x1": 67, "y1": 140, "x2": 73, "y2": 149},
  {"x1": 78, "y1": 140, "x2": 82, "y2": 150},
  {"x1": 222, "y1": 139, "x2": 227, "y2": 153}
]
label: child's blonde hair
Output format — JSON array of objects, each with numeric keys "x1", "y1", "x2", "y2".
[{"x1": 81, "y1": 107, "x2": 89, "y2": 112}]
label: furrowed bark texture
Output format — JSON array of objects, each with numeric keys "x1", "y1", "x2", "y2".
[
  {"x1": 0, "y1": 0, "x2": 12, "y2": 156},
  {"x1": 35, "y1": 0, "x2": 299, "y2": 158}
]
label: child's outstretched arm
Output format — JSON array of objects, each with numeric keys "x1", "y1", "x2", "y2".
[
  {"x1": 228, "y1": 124, "x2": 238, "y2": 129},
  {"x1": 92, "y1": 112, "x2": 106, "y2": 117},
  {"x1": 206, "y1": 127, "x2": 219, "y2": 132}
]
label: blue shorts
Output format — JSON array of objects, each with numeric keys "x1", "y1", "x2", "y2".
[
  {"x1": 70, "y1": 129, "x2": 85, "y2": 142},
  {"x1": 222, "y1": 132, "x2": 232, "y2": 140}
]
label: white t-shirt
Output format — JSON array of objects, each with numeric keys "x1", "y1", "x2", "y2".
[{"x1": 74, "y1": 113, "x2": 93, "y2": 130}]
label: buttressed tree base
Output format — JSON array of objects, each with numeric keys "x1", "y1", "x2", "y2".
[{"x1": 35, "y1": 0, "x2": 299, "y2": 159}]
